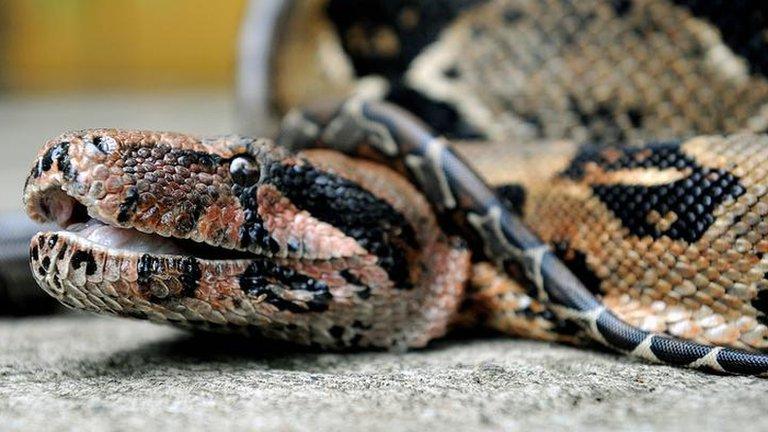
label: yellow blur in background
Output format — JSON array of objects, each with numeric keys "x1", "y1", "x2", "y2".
[
  {"x1": 2, "y1": 0, "x2": 247, "y2": 92},
  {"x1": 0, "y1": 0, "x2": 251, "y2": 210}
]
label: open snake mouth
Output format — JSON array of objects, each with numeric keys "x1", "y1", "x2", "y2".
[
  {"x1": 25, "y1": 180, "x2": 348, "y2": 319},
  {"x1": 30, "y1": 189, "x2": 255, "y2": 261},
  {"x1": 20, "y1": 128, "x2": 469, "y2": 351}
]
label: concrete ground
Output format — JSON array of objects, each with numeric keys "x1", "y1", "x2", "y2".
[
  {"x1": 2, "y1": 92, "x2": 768, "y2": 431},
  {"x1": 2, "y1": 315, "x2": 768, "y2": 432}
]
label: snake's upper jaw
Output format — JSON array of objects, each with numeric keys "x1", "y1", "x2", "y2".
[
  {"x1": 23, "y1": 175, "x2": 184, "y2": 257},
  {"x1": 22, "y1": 130, "x2": 214, "y2": 258},
  {"x1": 23, "y1": 131, "x2": 93, "y2": 227}
]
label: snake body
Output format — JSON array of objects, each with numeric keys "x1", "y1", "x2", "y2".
[
  {"x1": 21, "y1": 100, "x2": 768, "y2": 376},
  {"x1": 19, "y1": 0, "x2": 768, "y2": 376}
]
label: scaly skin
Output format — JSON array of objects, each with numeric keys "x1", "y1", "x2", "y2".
[
  {"x1": 21, "y1": 103, "x2": 768, "y2": 376},
  {"x1": 456, "y1": 138, "x2": 768, "y2": 352},
  {"x1": 23, "y1": 129, "x2": 469, "y2": 349},
  {"x1": 279, "y1": 99, "x2": 768, "y2": 375}
]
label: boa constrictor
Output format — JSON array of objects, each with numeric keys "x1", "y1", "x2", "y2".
[
  {"x1": 20, "y1": 0, "x2": 768, "y2": 376},
  {"x1": 21, "y1": 99, "x2": 768, "y2": 376}
]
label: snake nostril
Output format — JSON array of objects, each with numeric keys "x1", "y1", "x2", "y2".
[{"x1": 40, "y1": 189, "x2": 73, "y2": 225}]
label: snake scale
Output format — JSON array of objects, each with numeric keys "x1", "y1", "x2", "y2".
[{"x1": 20, "y1": 0, "x2": 768, "y2": 376}]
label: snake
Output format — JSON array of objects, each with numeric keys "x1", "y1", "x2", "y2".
[
  {"x1": 19, "y1": 99, "x2": 768, "y2": 376},
  {"x1": 19, "y1": 0, "x2": 768, "y2": 376}
]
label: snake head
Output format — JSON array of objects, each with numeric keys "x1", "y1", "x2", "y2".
[
  {"x1": 22, "y1": 129, "x2": 415, "y2": 263},
  {"x1": 21, "y1": 128, "x2": 468, "y2": 349}
]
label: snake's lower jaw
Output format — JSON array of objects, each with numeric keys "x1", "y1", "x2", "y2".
[
  {"x1": 28, "y1": 229, "x2": 254, "y2": 328},
  {"x1": 27, "y1": 225, "x2": 470, "y2": 349}
]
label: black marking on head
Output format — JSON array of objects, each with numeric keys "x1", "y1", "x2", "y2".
[
  {"x1": 627, "y1": 108, "x2": 643, "y2": 128},
  {"x1": 239, "y1": 258, "x2": 332, "y2": 313},
  {"x1": 71, "y1": 250, "x2": 97, "y2": 275},
  {"x1": 28, "y1": 166, "x2": 39, "y2": 185},
  {"x1": 752, "y1": 289, "x2": 768, "y2": 325},
  {"x1": 595, "y1": 310, "x2": 648, "y2": 351},
  {"x1": 41, "y1": 256, "x2": 50, "y2": 270},
  {"x1": 716, "y1": 348, "x2": 768, "y2": 375},
  {"x1": 55, "y1": 142, "x2": 74, "y2": 180},
  {"x1": 89, "y1": 135, "x2": 117, "y2": 154},
  {"x1": 47, "y1": 234, "x2": 59, "y2": 248},
  {"x1": 179, "y1": 256, "x2": 201, "y2": 297},
  {"x1": 30, "y1": 246, "x2": 39, "y2": 261},
  {"x1": 230, "y1": 160, "x2": 280, "y2": 254},
  {"x1": 562, "y1": 142, "x2": 746, "y2": 242},
  {"x1": 236, "y1": 194, "x2": 280, "y2": 254},
  {"x1": 39, "y1": 147, "x2": 56, "y2": 173},
  {"x1": 553, "y1": 242, "x2": 602, "y2": 296},
  {"x1": 269, "y1": 162, "x2": 417, "y2": 288},
  {"x1": 649, "y1": 336, "x2": 711, "y2": 365},
  {"x1": 174, "y1": 148, "x2": 221, "y2": 170},
  {"x1": 356, "y1": 286, "x2": 372, "y2": 300},
  {"x1": 37, "y1": 142, "x2": 75, "y2": 180},
  {"x1": 91, "y1": 136, "x2": 106, "y2": 152},
  {"x1": 495, "y1": 183, "x2": 526, "y2": 216},
  {"x1": 117, "y1": 187, "x2": 140, "y2": 224}
]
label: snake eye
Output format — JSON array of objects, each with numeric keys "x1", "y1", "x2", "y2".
[
  {"x1": 86, "y1": 135, "x2": 117, "y2": 155},
  {"x1": 229, "y1": 156, "x2": 260, "y2": 186}
]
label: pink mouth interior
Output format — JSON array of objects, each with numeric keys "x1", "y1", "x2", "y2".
[
  {"x1": 36, "y1": 186, "x2": 256, "y2": 259},
  {"x1": 67, "y1": 219, "x2": 184, "y2": 254},
  {"x1": 41, "y1": 189, "x2": 76, "y2": 226}
]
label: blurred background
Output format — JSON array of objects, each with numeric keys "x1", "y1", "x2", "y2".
[{"x1": 0, "y1": 0, "x2": 251, "y2": 212}]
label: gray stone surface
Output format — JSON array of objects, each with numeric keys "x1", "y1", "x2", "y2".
[{"x1": 2, "y1": 314, "x2": 767, "y2": 432}]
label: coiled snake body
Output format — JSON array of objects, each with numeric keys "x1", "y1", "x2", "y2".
[
  {"x1": 21, "y1": 0, "x2": 768, "y2": 376},
  {"x1": 21, "y1": 100, "x2": 768, "y2": 376}
]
